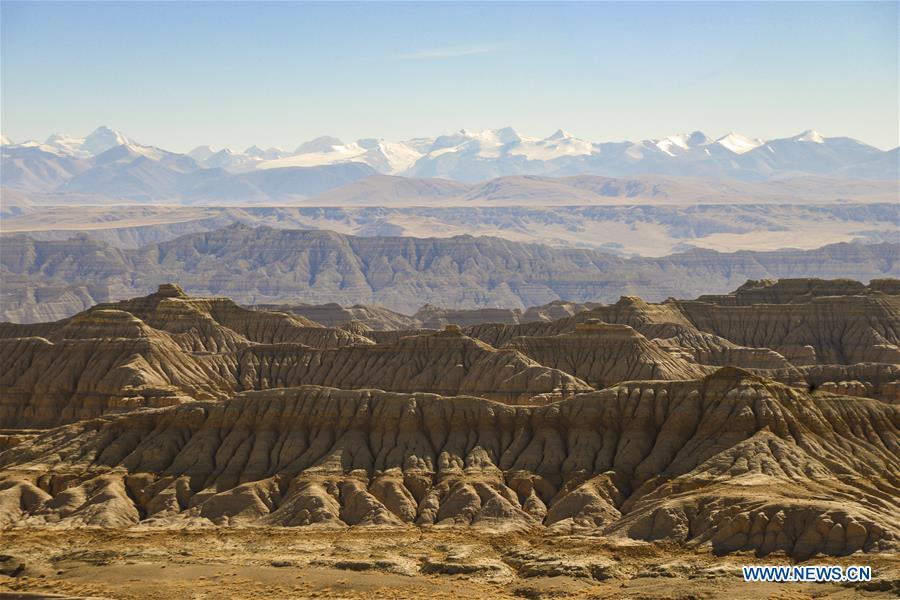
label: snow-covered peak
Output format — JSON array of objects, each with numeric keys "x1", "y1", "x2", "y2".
[
  {"x1": 508, "y1": 130, "x2": 593, "y2": 161},
  {"x1": 255, "y1": 137, "x2": 422, "y2": 174},
  {"x1": 794, "y1": 129, "x2": 826, "y2": 143},
  {"x1": 9, "y1": 125, "x2": 878, "y2": 184},
  {"x1": 546, "y1": 129, "x2": 574, "y2": 141},
  {"x1": 244, "y1": 145, "x2": 289, "y2": 160},
  {"x1": 686, "y1": 131, "x2": 710, "y2": 146},
  {"x1": 7, "y1": 139, "x2": 58, "y2": 153},
  {"x1": 16, "y1": 140, "x2": 45, "y2": 148},
  {"x1": 189, "y1": 145, "x2": 215, "y2": 162},
  {"x1": 82, "y1": 126, "x2": 131, "y2": 156},
  {"x1": 455, "y1": 127, "x2": 527, "y2": 146},
  {"x1": 494, "y1": 127, "x2": 523, "y2": 145},
  {"x1": 44, "y1": 133, "x2": 86, "y2": 156},
  {"x1": 665, "y1": 134, "x2": 691, "y2": 149},
  {"x1": 655, "y1": 131, "x2": 714, "y2": 156},
  {"x1": 91, "y1": 142, "x2": 145, "y2": 165},
  {"x1": 715, "y1": 132, "x2": 763, "y2": 154},
  {"x1": 655, "y1": 134, "x2": 692, "y2": 156},
  {"x1": 0, "y1": 135, "x2": 11, "y2": 146},
  {"x1": 202, "y1": 147, "x2": 259, "y2": 169},
  {"x1": 42, "y1": 126, "x2": 132, "y2": 158},
  {"x1": 295, "y1": 136, "x2": 345, "y2": 154},
  {"x1": 423, "y1": 129, "x2": 516, "y2": 160},
  {"x1": 427, "y1": 127, "x2": 593, "y2": 162}
]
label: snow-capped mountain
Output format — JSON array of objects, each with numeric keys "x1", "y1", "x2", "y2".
[
  {"x1": 1, "y1": 125, "x2": 895, "y2": 201},
  {"x1": 396, "y1": 127, "x2": 891, "y2": 182},
  {"x1": 246, "y1": 137, "x2": 422, "y2": 174},
  {"x1": 44, "y1": 126, "x2": 133, "y2": 158},
  {"x1": 172, "y1": 125, "x2": 894, "y2": 182}
]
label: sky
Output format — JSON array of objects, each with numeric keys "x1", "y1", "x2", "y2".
[{"x1": 2, "y1": 1, "x2": 898, "y2": 151}]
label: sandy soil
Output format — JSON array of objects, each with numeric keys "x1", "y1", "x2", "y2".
[{"x1": 1, "y1": 528, "x2": 896, "y2": 599}]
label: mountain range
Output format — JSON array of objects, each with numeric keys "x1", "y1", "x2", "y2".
[{"x1": 2, "y1": 126, "x2": 897, "y2": 203}]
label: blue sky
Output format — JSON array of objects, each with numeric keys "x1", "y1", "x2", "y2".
[{"x1": 2, "y1": 1, "x2": 897, "y2": 151}]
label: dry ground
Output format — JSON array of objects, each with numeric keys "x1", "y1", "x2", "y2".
[{"x1": 0, "y1": 527, "x2": 897, "y2": 599}]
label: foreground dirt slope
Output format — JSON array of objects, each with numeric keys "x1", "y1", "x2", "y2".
[
  {"x1": 2, "y1": 369, "x2": 897, "y2": 560},
  {"x1": 3, "y1": 528, "x2": 898, "y2": 599}
]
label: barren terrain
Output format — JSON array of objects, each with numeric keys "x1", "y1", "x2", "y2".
[
  {"x1": 1, "y1": 277, "x2": 897, "y2": 599},
  {"x1": 2, "y1": 528, "x2": 899, "y2": 599}
]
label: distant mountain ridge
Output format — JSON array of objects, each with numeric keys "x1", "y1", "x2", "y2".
[
  {"x1": 2, "y1": 224, "x2": 896, "y2": 321},
  {"x1": 2, "y1": 126, "x2": 896, "y2": 202},
  {"x1": 1, "y1": 140, "x2": 377, "y2": 201}
]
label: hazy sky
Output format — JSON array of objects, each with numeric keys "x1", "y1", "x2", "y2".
[{"x1": 2, "y1": 1, "x2": 898, "y2": 151}]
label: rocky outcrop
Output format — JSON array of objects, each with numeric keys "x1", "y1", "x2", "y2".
[
  {"x1": 93, "y1": 285, "x2": 372, "y2": 350},
  {"x1": 234, "y1": 327, "x2": 590, "y2": 405},
  {"x1": 0, "y1": 290, "x2": 588, "y2": 427},
  {"x1": 466, "y1": 298, "x2": 801, "y2": 377},
  {"x1": 521, "y1": 300, "x2": 601, "y2": 323},
  {"x1": 0, "y1": 286, "x2": 374, "y2": 427},
  {"x1": 504, "y1": 320, "x2": 708, "y2": 388},
  {"x1": 251, "y1": 302, "x2": 420, "y2": 331},
  {"x1": 697, "y1": 277, "x2": 896, "y2": 305},
  {"x1": 0, "y1": 309, "x2": 236, "y2": 427},
  {"x1": 249, "y1": 299, "x2": 602, "y2": 332},
  {"x1": 412, "y1": 305, "x2": 522, "y2": 329},
  {"x1": 468, "y1": 287, "x2": 900, "y2": 368},
  {"x1": 770, "y1": 363, "x2": 900, "y2": 403},
  {"x1": 674, "y1": 294, "x2": 900, "y2": 365},
  {"x1": 652, "y1": 329, "x2": 797, "y2": 371},
  {"x1": 366, "y1": 328, "x2": 438, "y2": 344},
  {"x1": 1, "y1": 370, "x2": 896, "y2": 559},
  {"x1": 466, "y1": 296, "x2": 699, "y2": 349},
  {"x1": 0, "y1": 284, "x2": 373, "y2": 353}
]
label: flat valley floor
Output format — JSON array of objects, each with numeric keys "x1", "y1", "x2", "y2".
[{"x1": 1, "y1": 528, "x2": 898, "y2": 599}]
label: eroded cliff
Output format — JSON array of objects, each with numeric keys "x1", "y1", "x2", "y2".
[{"x1": 1, "y1": 370, "x2": 897, "y2": 560}]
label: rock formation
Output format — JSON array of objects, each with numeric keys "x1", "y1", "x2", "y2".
[
  {"x1": 465, "y1": 282, "x2": 900, "y2": 400},
  {"x1": 0, "y1": 287, "x2": 587, "y2": 427},
  {"x1": 0, "y1": 278, "x2": 898, "y2": 567},
  {"x1": 233, "y1": 326, "x2": 589, "y2": 405},
  {"x1": 248, "y1": 299, "x2": 597, "y2": 331},
  {"x1": 673, "y1": 294, "x2": 900, "y2": 365},
  {"x1": 251, "y1": 302, "x2": 420, "y2": 331},
  {"x1": 3, "y1": 225, "x2": 897, "y2": 320},
  {"x1": 696, "y1": 277, "x2": 899, "y2": 305},
  {"x1": 504, "y1": 320, "x2": 708, "y2": 388},
  {"x1": 3, "y1": 279, "x2": 898, "y2": 431},
  {"x1": 1, "y1": 370, "x2": 897, "y2": 560}
]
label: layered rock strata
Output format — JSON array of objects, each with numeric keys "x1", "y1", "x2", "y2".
[
  {"x1": 0, "y1": 289, "x2": 589, "y2": 427},
  {"x1": 1, "y1": 370, "x2": 896, "y2": 560},
  {"x1": 504, "y1": 320, "x2": 708, "y2": 388}
]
